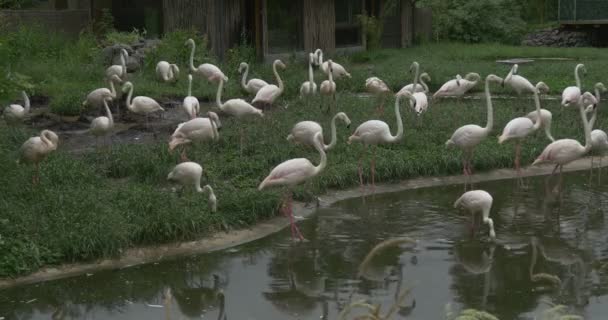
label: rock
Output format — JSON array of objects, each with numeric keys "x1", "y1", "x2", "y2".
[{"x1": 522, "y1": 27, "x2": 591, "y2": 47}]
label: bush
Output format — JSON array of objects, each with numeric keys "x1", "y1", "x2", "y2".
[
  {"x1": 144, "y1": 29, "x2": 212, "y2": 70},
  {"x1": 418, "y1": 0, "x2": 527, "y2": 45},
  {"x1": 49, "y1": 91, "x2": 84, "y2": 116},
  {"x1": 103, "y1": 29, "x2": 145, "y2": 47}
]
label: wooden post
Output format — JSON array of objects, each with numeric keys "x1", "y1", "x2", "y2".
[
  {"x1": 262, "y1": 0, "x2": 268, "y2": 59},
  {"x1": 400, "y1": 0, "x2": 413, "y2": 48}
]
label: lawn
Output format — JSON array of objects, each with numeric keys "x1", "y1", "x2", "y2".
[{"x1": 0, "y1": 27, "x2": 606, "y2": 278}]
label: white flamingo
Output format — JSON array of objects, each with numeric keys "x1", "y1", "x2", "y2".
[
  {"x1": 287, "y1": 112, "x2": 351, "y2": 151},
  {"x1": 90, "y1": 97, "x2": 114, "y2": 148},
  {"x1": 396, "y1": 62, "x2": 424, "y2": 94},
  {"x1": 365, "y1": 76, "x2": 391, "y2": 113},
  {"x1": 404, "y1": 71, "x2": 430, "y2": 117},
  {"x1": 503, "y1": 64, "x2": 535, "y2": 95},
  {"x1": 532, "y1": 92, "x2": 598, "y2": 183},
  {"x1": 183, "y1": 74, "x2": 200, "y2": 119},
  {"x1": 169, "y1": 112, "x2": 221, "y2": 161},
  {"x1": 239, "y1": 62, "x2": 268, "y2": 95},
  {"x1": 185, "y1": 39, "x2": 228, "y2": 83},
  {"x1": 156, "y1": 61, "x2": 180, "y2": 83},
  {"x1": 526, "y1": 82, "x2": 555, "y2": 142},
  {"x1": 214, "y1": 74, "x2": 263, "y2": 153},
  {"x1": 122, "y1": 81, "x2": 164, "y2": 128},
  {"x1": 562, "y1": 64, "x2": 586, "y2": 107},
  {"x1": 348, "y1": 93, "x2": 412, "y2": 191},
  {"x1": 300, "y1": 53, "x2": 318, "y2": 97},
  {"x1": 585, "y1": 83, "x2": 608, "y2": 176},
  {"x1": 252, "y1": 59, "x2": 286, "y2": 109},
  {"x1": 167, "y1": 162, "x2": 217, "y2": 212},
  {"x1": 498, "y1": 81, "x2": 547, "y2": 174},
  {"x1": 320, "y1": 60, "x2": 337, "y2": 112},
  {"x1": 105, "y1": 48, "x2": 128, "y2": 81},
  {"x1": 83, "y1": 75, "x2": 121, "y2": 110},
  {"x1": 454, "y1": 190, "x2": 496, "y2": 240},
  {"x1": 433, "y1": 73, "x2": 481, "y2": 99},
  {"x1": 259, "y1": 132, "x2": 327, "y2": 242},
  {"x1": 3, "y1": 91, "x2": 30, "y2": 125},
  {"x1": 314, "y1": 49, "x2": 351, "y2": 79},
  {"x1": 446, "y1": 74, "x2": 503, "y2": 182},
  {"x1": 18, "y1": 129, "x2": 59, "y2": 185},
  {"x1": 399, "y1": 72, "x2": 431, "y2": 95}
]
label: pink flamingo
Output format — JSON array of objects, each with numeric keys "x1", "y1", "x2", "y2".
[
  {"x1": 454, "y1": 190, "x2": 496, "y2": 240},
  {"x1": 18, "y1": 129, "x2": 59, "y2": 185},
  {"x1": 258, "y1": 132, "x2": 327, "y2": 242}
]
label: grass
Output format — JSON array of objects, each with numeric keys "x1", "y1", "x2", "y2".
[{"x1": 1, "y1": 27, "x2": 607, "y2": 278}]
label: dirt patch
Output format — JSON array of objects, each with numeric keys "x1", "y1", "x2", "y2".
[{"x1": 1, "y1": 155, "x2": 606, "y2": 290}]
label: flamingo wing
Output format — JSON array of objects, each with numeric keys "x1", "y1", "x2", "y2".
[{"x1": 259, "y1": 158, "x2": 315, "y2": 189}]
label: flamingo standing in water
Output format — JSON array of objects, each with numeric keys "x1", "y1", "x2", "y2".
[
  {"x1": 105, "y1": 49, "x2": 128, "y2": 81},
  {"x1": 83, "y1": 75, "x2": 122, "y2": 111},
  {"x1": 252, "y1": 59, "x2": 286, "y2": 109},
  {"x1": 90, "y1": 97, "x2": 114, "y2": 148},
  {"x1": 300, "y1": 53, "x2": 318, "y2": 98},
  {"x1": 185, "y1": 39, "x2": 227, "y2": 83},
  {"x1": 365, "y1": 76, "x2": 391, "y2": 114},
  {"x1": 526, "y1": 82, "x2": 555, "y2": 142},
  {"x1": 18, "y1": 129, "x2": 59, "y2": 185},
  {"x1": 348, "y1": 93, "x2": 412, "y2": 192},
  {"x1": 183, "y1": 74, "x2": 200, "y2": 119},
  {"x1": 169, "y1": 112, "x2": 221, "y2": 161},
  {"x1": 433, "y1": 73, "x2": 481, "y2": 100},
  {"x1": 585, "y1": 83, "x2": 608, "y2": 178},
  {"x1": 239, "y1": 62, "x2": 268, "y2": 95},
  {"x1": 320, "y1": 60, "x2": 337, "y2": 112},
  {"x1": 453, "y1": 190, "x2": 496, "y2": 240},
  {"x1": 3, "y1": 91, "x2": 30, "y2": 125},
  {"x1": 532, "y1": 91, "x2": 597, "y2": 186},
  {"x1": 259, "y1": 132, "x2": 327, "y2": 242},
  {"x1": 122, "y1": 81, "x2": 164, "y2": 129},
  {"x1": 213, "y1": 74, "x2": 263, "y2": 154},
  {"x1": 562, "y1": 64, "x2": 586, "y2": 107},
  {"x1": 167, "y1": 161, "x2": 217, "y2": 212},
  {"x1": 287, "y1": 112, "x2": 351, "y2": 150},
  {"x1": 446, "y1": 74, "x2": 503, "y2": 186},
  {"x1": 498, "y1": 81, "x2": 547, "y2": 174}
]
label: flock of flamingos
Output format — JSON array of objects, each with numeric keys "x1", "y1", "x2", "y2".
[{"x1": 3, "y1": 38, "x2": 607, "y2": 242}]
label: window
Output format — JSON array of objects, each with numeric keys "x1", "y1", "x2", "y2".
[
  {"x1": 335, "y1": 0, "x2": 363, "y2": 47},
  {"x1": 266, "y1": 0, "x2": 303, "y2": 53}
]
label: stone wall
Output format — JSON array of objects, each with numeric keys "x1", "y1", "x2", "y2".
[
  {"x1": 522, "y1": 27, "x2": 591, "y2": 47},
  {"x1": 1, "y1": 9, "x2": 90, "y2": 36}
]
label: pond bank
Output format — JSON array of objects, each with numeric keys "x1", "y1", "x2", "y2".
[{"x1": 1, "y1": 155, "x2": 605, "y2": 290}]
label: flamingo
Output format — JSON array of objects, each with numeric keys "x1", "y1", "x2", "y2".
[
  {"x1": 122, "y1": 81, "x2": 164, "y2": 129},
  {"x1": 585, "y1": 83, "x2": 608, "y2": 177},
  {"x1": 167, "y1": 162, "x2": 217, "y2": 212},
  {"x1": 314, "y1": 49, "x2": 351, "y2": 79},
  {"x1": 156, "y1": 61, "x2": 180, "y2": 83},
  {"x1": 532, "y1": 91, "x2": 597, "y2": 185},
  {"x1": 348, "y1": 93, "x2": 412, "y2": 192},
  {"x1": 446, "y1": 74, "x2": 503, "y2": 183},
  {"x1": 287, "y1": 112, "x2": 351, "y2": 151},
  {"x1": 396, "y1": 62, "x2": 423, "y2": 94},
  {"x1": 365, "y1": 76, "x2": 391, "y2": 114},
  {"x1": 90, "y1": 97, "x2": 114, "y2": 148},
  {"x1": 82, "y1": 75, "x2": 122, "y2": 111},
  {"x1": 526, "y1": 82, "x2": 555, "y2": 142},
  {"x1": 503, "y1": 64, "x2": 535, "y2": 95},
  {"x1": 105, "y1": 48, "x2": 128, "y2": 81},
  {"x1": 3, "y1": 91, "x2": 30, "y2": 125},
  {"x1": 185, "y1": 38, "x2": 228, "y2": 83},
  {"x1": 169, "y1": 112, "x2": 221, "y2": 161},
  {"x1": 183, "y1": 74, "x2": 200, "y2": 119},
  {"x1": 18, "y1": 129, "x2": 59, "y2": 185},
  {"x1": 259, "y1": 132, "x2": 327, "y2": 242},
  {"x1": 405, "y1": 72, "x2": 430, "y2": 117},
  {"x1": 239, "y1": 62, "x2": 268, "y2": 95},
  {"x1": 399, "y1": 72, "x2": 431, "y2": 95},
  {"x1": 433, "y1": 73, "x2": 481, "y2": 99},
  {"x1": 252, "y1": 59, "x2": 286, "y2": 109},
  {"x1": 300, "y1": 53, "x2": 318, "y2": 97},
  {"x1": 453, "y1": 190, "x2": 496, "y2": 240},
  {"x1": 213, "y1": 74, "x2": 263, "y2": 154},
  {"x1": 562, "y1": 64, "x2": 586, "y2": 107},
  {"x1": 320, "y1": 60, "x2": 337, "y2": 112},
  {"x1": 498, "y1": 81, "x2": 547, "y2": 174}
]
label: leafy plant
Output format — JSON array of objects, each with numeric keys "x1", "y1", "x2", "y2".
[
  {"x1": 104, "y1": 28, "x2": 145, "y2": 46},
  {"x1": 49, "y1": 91, "x2": 83, "y2": 116}
]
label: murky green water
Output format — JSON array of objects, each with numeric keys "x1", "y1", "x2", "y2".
[{"x1": 3, "y1": 172, "x2": 608, "y2": 319}]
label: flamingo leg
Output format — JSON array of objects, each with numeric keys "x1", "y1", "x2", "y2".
[
  {"x1": 514, "y1": 142, "x2": 521, "y2": 174},
  {"x1": 590, "y1": 156, "x2": 594, "y2": 184},
  {"x1": 180, "y1": 146, "x2": 189, "y2": 162},
  {"x1": 239, "y1": 127, "x2": 244, "y2": 156},
  {"x1": 358, "y1": 151, "x2": 365, "y2": 195},
  {"x1": 600, "y1": 157, "x2": 603, "y2": 184},
  {"x1": 281, "y1": 193, "x2": 295, "y2": 240},
  {"x1": 371, "y1": 146, "x2": 376, "y2": 193},
  {"x1": 33, "y1": 162, "x2": 40, "y2": 186},
  {"x1": 286, "y1": 192, "x2": 304, "y2": 242}
]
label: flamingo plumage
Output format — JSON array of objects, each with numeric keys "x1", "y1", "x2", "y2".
[
  {"x1": 3, "y1": 91, "x2": 30, "y2": 125},
  {"x1": 183, "y1": 74, "x2": 200, "y2": 119},
  {"x1": 287, "y1": 112, "x2": 351, "y2": 151},
  {"x1": 454, "y1": 190, "x2": 496, "y2": 240},
  {"x1": 185, "y1": 39, "x2": 227, "y2": 83},
  {"x1": 252, "y1": 59, "x2": 286, "y2": 109},
  {"x1": 156, "y1": 61, "x2": 180, "y2": 83},
  {"x1": 365, "y1": 76, "x2": 391, "y2": 113},
  {"x1": 169, "y1": 112, "x2": 221, "y2": 161},
  {"x1": 122, "y1": 81, "x2": 164, "y2": 128},
  {"x1": 300, "y1": 53, "x2": 318, "y2": 97},
  {"x1": 314, "y1": 49, "x2": 351, "y2": 79},
  {"x1": 561, "y1": 64, "x2": 586, "y2": 107},
  {"x1": 433, "y1": 73, "x2": 481, "y2": 99},
  {"x1": 90, "y1": 97, "x2": 114, "y2": 148},
  {"x1": 18, "y1": 129, "x2": 59, "y2": 185},
  {"x1": 239, "y1": 62, "x2": 268, "y2": 95},
  {"x1": 167, "y1": 161, "x2": 217, "y2": 212}
]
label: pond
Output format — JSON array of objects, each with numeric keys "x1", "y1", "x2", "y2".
[{"x1": 2, "y1": 171, "x2": 608, "y2": 319}]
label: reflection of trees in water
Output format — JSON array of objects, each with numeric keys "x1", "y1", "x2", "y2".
[{"x1": 1, "y1": 253, "x2": 228, "y2": 319}]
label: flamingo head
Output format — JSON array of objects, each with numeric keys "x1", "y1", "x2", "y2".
[
  {"x1": 409, "y1": 61, "x2": 419, "y2": 74},
  {"x1": 582, "y1": 91, "x2": 598, "y2": 106},
  {"x1": 121, "y1": 48, "x2": 129, "y2": 58},
  {"x1": 512, "y1": 64, "x2": 519, "y2": 75},
  {"x1": 203, "y1": 185, "x2": 217, "y2": 212},
  {"x1": 327, "y1": 60, "x2": 334, "y2": 74},
  {"x1": 595, "y1": 82, "x2": 607, "y2": 93},
  {"x1": 584, "y1": 104, "x2": 596, "y2": 114},
  {"x1": 274, "y1": 59, "x2": 286, "y2": 70},
  {"x1": 420, "y1": 72, "x2": 431, "y2": 82},
  {"x1": 238, "y1": 62, "x2": 247, "y2": 74},
  {"x1": 486, "y1": 74, "x2": 503, "y2": 85},
  {"x1": 168, "y1": 133, "x2": 190, "y2": 151},
  {"x1": 121, "y1": 81, "x2": 133, "y2": 93},
  {"x1": 207, "y1": 111, "x2": 222, "y2": 130},
  {"x1": 576, "y1": 63, "x2": 587, "y2": 75},
  {"x1": 185, "y1": 38, "x2": 195, "y2": 47},
  {"x1": 337, "y1": 112, "x2": 351, "y2": 128},
  {"x1": 536, "y1": 82, "x2": 550, "y2": 95},
  {"x1": 42, "y1": 130, "x2": 59, "y2": 149}
]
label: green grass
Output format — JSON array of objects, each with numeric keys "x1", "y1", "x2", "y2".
[{"x1": 1, "y1": 28, "x2": 607, "y2": 278}]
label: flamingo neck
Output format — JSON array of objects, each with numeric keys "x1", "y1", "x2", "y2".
[
  {"x1": 273, "y1": 62, "x2": 284, "y2": 93},
  {"x1": 579, "y1": 102, "x2": 592, "y2": 152},
  {"x1": 240, "y1": 64, "x2": 249, "y2": 91},
  {"x1": 589, "y1": 87, "x2": 602, "y2": 129},
  {"x1": 211, "y1": 117, "x2": 219, "y2": 141},
  {"x1": 120, "y1": 52, "x2": 126, "y2": 75},
  {"x1": 505, "y1": 65, "x2": 515, "y2": 83},
  {"x1": 313, "y1": 135, "x2": 327, "y2": 175},
  {"x1": 326, "y1": 114, "x2": 339, "y2": 150},
  {"x1": 420, "y1": 76, "x2": 429, "y2": 93},
  {"x1": 327, "y1": 63, "x2": 333, "y2": 84},
  {"x1": 390, "y1": 95, "x2": 405, "y2": 142},
  {"x1": 22, "y1": 91, "x2": 30, "y2": 114},
  {"x1": 308, "y1": 58, "x2": 315, "y2": 84},
  {"x1": 194, "y1": 175, "x2": 203, "y2": 193},
  {"x1": 216, "y1": 78, "x2": 224, "y2": 110},
  {"x1": 532, "y1": 89, "x2": 542, "y2": 130},
  {"x1": 484, "y1": 78, "x2": 494, "y2": 132},
  {"x1": 412, "y1": 64, "x2": 420, "y2": 90},
  {"x1": 575, "y1": 65, "x2": 583, "y2": 89},
  {"x1": 188, "y1": 42, "x2": 197, "y2": 73},
  {"x1": 187, "y1": 76, "x2": 193, "y2": 96},
  {"x1": 125, "y1": 84, "x2": 134, "y2": 111},
  {"x1": 316, "y1": 50, "x2": 323, "y2": 65},
  {"x1": 103, "y1": 99, "x2": 113, "y2": 126},
  {"x1": 40, "y1": 131, "x2": 55, "y2": 149},
  {"x1": 108, "y1": 78, "x2": 117, "y2": 98}
]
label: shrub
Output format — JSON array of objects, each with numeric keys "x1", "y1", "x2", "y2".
[
  {"x1": 49, "y1": 91, "x2": 83, "y2": 116},
  {"x1": 145, "y1": 29, "x2": 212, "y2": 70},
  {"x1": 103, "y1": 29, "x2": 145, "y2": 47}
]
